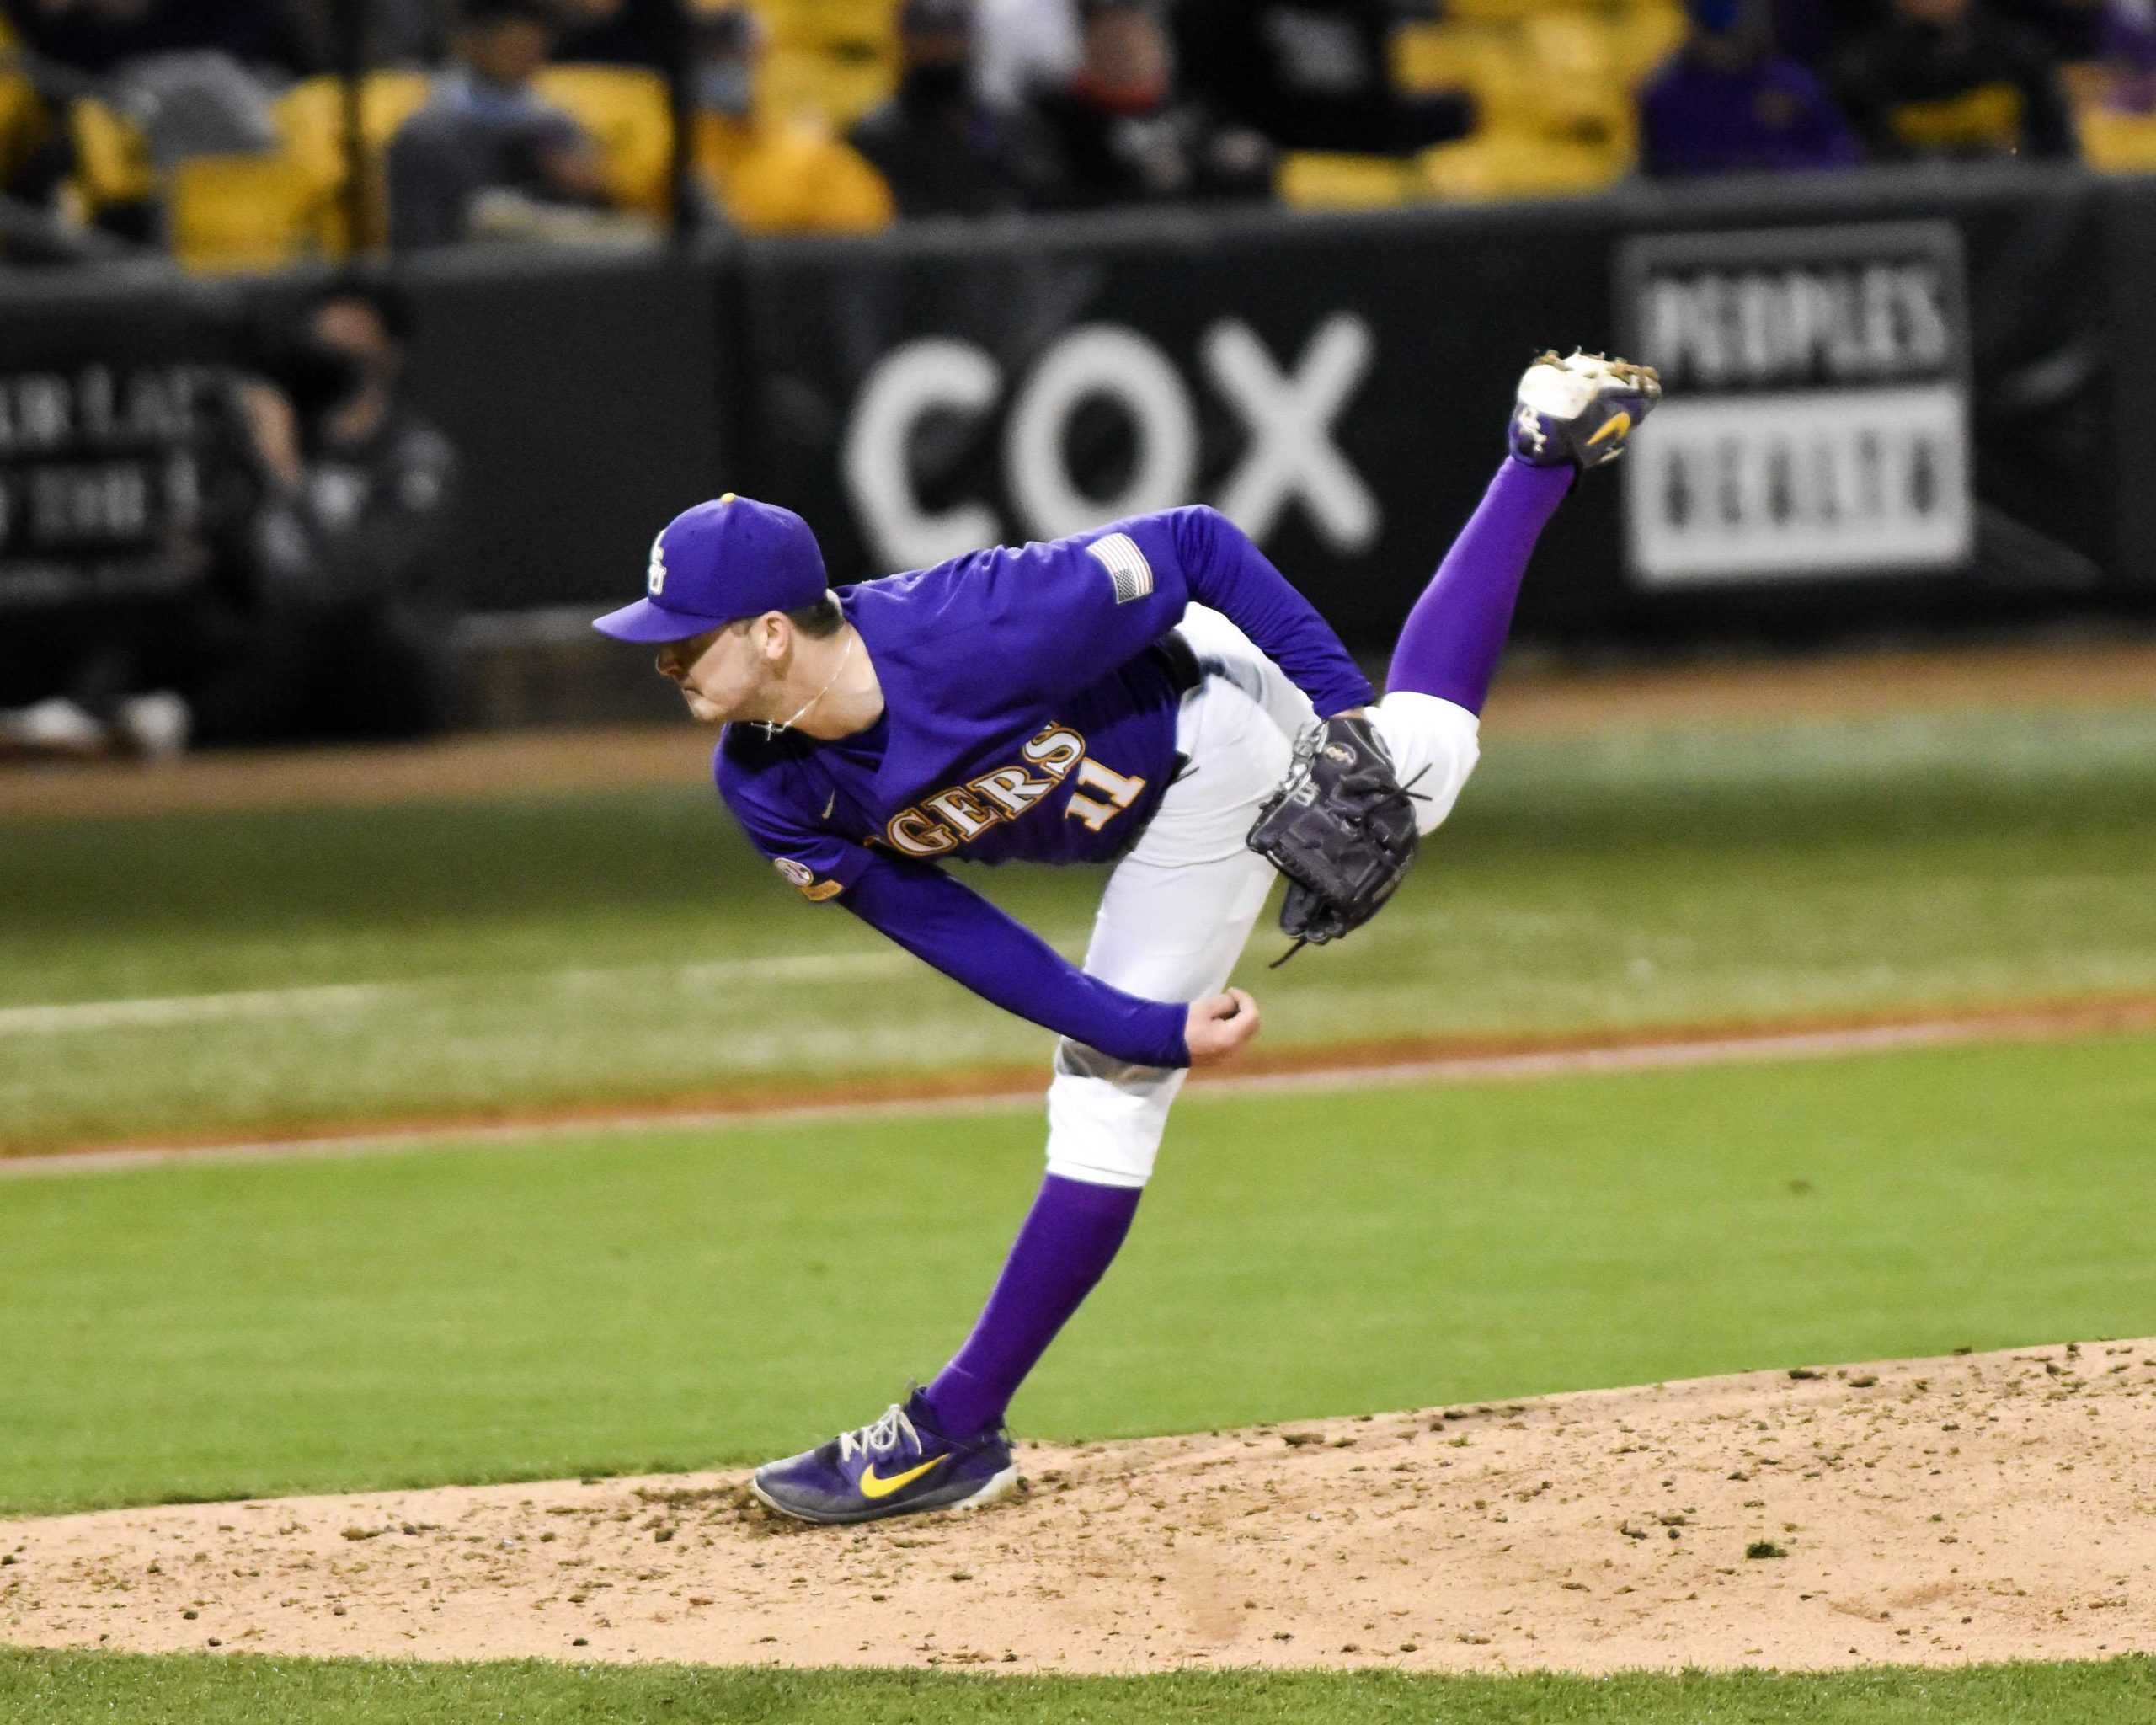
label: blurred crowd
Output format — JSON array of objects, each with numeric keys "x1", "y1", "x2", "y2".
[
  {"x1": 2, "y1": 0, "x2": 2154, "y2": 269},
  {"x1": 0, "y1": 272, "x2": 461, "y2": 756}
]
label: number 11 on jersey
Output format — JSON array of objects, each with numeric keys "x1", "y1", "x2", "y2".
[{"x1": 1065, "y1": 757, "x2": 1147, "y2": 832}]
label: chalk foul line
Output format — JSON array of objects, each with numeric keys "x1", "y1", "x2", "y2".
[
  {"x1": 4, "y1": 998, "x2": 2150, "y2": 1178},
  {"x1": 0, "y1": 951, "x2": 912, "y2": 1039}
]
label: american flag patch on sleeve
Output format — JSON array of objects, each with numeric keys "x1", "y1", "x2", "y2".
[{"x1": 1086, "y1": 532, "x2": 1155, "y2": 605}]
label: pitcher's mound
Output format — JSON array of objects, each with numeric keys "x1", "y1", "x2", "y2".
[{"x1": 4, "y1": 1341, "x2": 2151, "y2": 1674}]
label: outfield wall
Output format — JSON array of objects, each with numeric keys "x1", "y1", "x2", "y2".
[{"x1": 3, "y1": 163, "x2": 2153, "y2": 708}]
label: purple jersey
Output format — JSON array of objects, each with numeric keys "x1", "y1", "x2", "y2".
[{"x1": 717, "y1": 505, "x2": 1371, "y2": 1068}]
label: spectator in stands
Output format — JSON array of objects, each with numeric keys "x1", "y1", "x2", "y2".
[
  {"x1": 1022, "y1": 0, "x2": 1276, "y2": 209},
  {"x1": 848, "y1": 0, "x2": 1034, "y2": 218},
  {"x1": 1831, "y1": 0, "x2": 2079, "y2": 160},
  {"x1": 3, "y1": 0, "x2": 313, "y2": 79},
  {"x1": 1639, "y1": 0, "x2": 1863, "y2": 176},
  {"x1": 0, "y1": 277, "x2": 459, "y2": 754},
  {"x1": 2107, "y1": 0, "x2": 2156, "y2": 109},
  {"x1": 691, "y1": 3, "x2": 892, "y2": 232},
  {"x1": 551, "y1": 0, "x2": 675, "y2": 70},
  {"x1": 1172, "y1": 0, "x2": 1475, "y2": 155},
  {"x1": 189, "y1": 277, "x2": 463, "y2": 745},
  {"x1": 973, "y1": 0, "x2": 1082, "y2": 109},
  {"x1": 1990, "y1": 0, "x2": 2110, "y2": 60},
  {"x1": 386, "y1": 0, "x2": 616, "y2": 249},
  {"x1": 0, "y1": 1, "x2": 317, "y2": 248}
]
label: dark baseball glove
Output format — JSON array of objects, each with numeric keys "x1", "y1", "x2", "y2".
[{"x1": 1246, "y1": 714, "x2": 1420, "y2": 959}]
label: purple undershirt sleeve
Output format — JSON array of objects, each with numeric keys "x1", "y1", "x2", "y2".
[
  {"x1": 841, "y1": 852, "x2": 1191, "y2": 1069},
  {"x1": 1168, "y1": 506, "x2": 1374, "y2": 717}
]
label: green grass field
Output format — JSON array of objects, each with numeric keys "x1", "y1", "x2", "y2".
[
  {"x1": 6, "y1": 701, "x2": 2156, "y2": 1721},
  {"x1": 6, "y1": 1030, "x2": 2153, "y2": 1518},
  {"x1": 5, "y1": 1650, "x2": 2153, "y2": 1724},
  {"x1": 6, "y1": 708, "x2": 2156, "y2": 1152}
]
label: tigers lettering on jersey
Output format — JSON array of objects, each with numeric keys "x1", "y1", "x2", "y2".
[{"x1": 881, "y1": 723, "x2": 1147, "y2": 858}]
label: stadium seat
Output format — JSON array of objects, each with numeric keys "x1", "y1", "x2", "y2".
[
  {"x1": 1278, "y1": 151, "x2": 1415, "y2": 209},
  {"x1": 67, "y1": 97, "x2": 157, "y2": 217},
  {"x1": 274, "y1": 72, "x2": 432, "y2": 177},
  {"x1": 1519, "y1": 13, "x2": 1634, "y2": 145},
  {"x1": 700, "y1": 112, "x2": 894, "y2": 232},
  {"x1": 0, "y1": 67, "x2": 46, "y2": 192},
  {"x1": 0, "y1": 14, "x2": 45, "y2": 188},
  {"x1": 2079, "y1": 102, "x2": 2156, "y2": 173},
  {"x1": 1394, "y1": 7, "x2": 1641, "y2": 200},
  {"x1": 273, "y1": 72, "x2": 431, "y2": 253},
  {"x1": 1416, "y1": 130, "x2": 1627, "y2": 200},
  {"x1": 169, "y1": 152, "x2": 323, "y2": 273},
  {"x1": 760, "y1": 43, "x2": 895, "y2": 128},
  {"x1": 1392, "y1": 19, "x2": 1514, "y2": 113},
  {"x1": 534, "y1": 64, "x2": 674, "y2": 216},
  {"x1": 1608, "y1": 0, "x2": 1689, "y2": 83},
  {"x1": 741, "y1": 0, "x2": 897, "y2": 126}
]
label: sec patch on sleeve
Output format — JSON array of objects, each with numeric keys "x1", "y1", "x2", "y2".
[
  {"x1": 772, "y1": 857, "x2": 844, "y2": 901},
  {"x1": 1086, "y1": 532, "x2": 1155, "y2": 605}
]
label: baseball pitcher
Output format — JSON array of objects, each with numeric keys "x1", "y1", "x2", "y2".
[{"x1": 593, "y1": 350, "x2": 1659, "y2": 1524}]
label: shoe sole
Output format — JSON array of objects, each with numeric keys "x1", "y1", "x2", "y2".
[
  {"x1": 1531, "y1": 349, "x2": 1663, "y2": 393},
  {"x1": 749, "y1": 1462, "x2": 1020, "y2": 1527}
]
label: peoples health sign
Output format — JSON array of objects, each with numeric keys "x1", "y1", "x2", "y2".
[{"x1": 1618, "y1": 223, "x2": 1975, "y2": 587}]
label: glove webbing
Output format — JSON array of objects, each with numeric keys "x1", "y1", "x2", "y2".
[{"x1": 1266, "y1": 763, "x2": 1432, "y2": 969}]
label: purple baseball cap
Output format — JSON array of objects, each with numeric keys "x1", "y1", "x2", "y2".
[{"x1": 591, "y1": 494, "x2": 827, "y2": 644}]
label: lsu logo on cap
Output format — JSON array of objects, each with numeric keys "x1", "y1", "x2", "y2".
[{"x1": 647, "y1": 531, "x2": 668, "y2": 596}]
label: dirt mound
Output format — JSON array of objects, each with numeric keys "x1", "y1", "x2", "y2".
[{"x1": 3, "y1": 1341, "x2": 2150, "y2": 1674}]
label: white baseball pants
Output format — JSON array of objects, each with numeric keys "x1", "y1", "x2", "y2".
[{"x1": 1042, "y1": 606, "x2": 1481, "y2": 1189}]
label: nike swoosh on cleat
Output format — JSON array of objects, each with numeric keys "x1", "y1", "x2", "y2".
[
  {"x1": 1585, "y1": 411, "x2": 1631, "y2": 447},
  {"x1": 859, "y1": 1455, "x2": 948, "y2": 1499}
]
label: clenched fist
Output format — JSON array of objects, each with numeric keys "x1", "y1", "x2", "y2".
[{"x1": 1184, "y1": 988, "x2": 1261, "y2": 1067}]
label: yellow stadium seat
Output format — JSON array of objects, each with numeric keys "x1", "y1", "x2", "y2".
[
  {"x1": 1417, "y1": 130, "x2": 1628, "y2": 200},
  {"x1": 0, "y1": 70, "x2": 46, "y2": 188},
  {"x1": 761, "y1": 43, "x2": 896, "y2": 128},
  {"x1": 2079, "y1": 102, "x2": 2156, "y2": 174},
  {"x1": 1395, "y1": 8, "x2": 1642, "y2": 199},
  {"x1": 0, "y1": 12, "x2": 40, "y2": 188},
  {"x1": 535, "y1": 63, "x2": 675, "y2": 215},
  {"x1": 1518, "y1": 13, "x2": 1630, "y2": 143},
  {"x1": 1278, "y1": 151, "x2": 1415, "y2": 209},
  {"x1": 274, "y1": 72, "x2": 432, "y2": 252},
  {"x1": 1609, "y1": 0, "x2": 1689, "y2": 85},
  {"x1": 751, "y1": 0, "x2": 897, "y2": 56},
  {"x1": 1438, "y1": 0, "x2": 1556, "y2": 21},
  {"x1": 726, "y1": 0, "x2": 896, "y2": 126},
  {"x1": 170, "y1": 152, "x2": 323, "y2": 274},
  {"x1": 275, "y1": 71, "x2": 433, "y2": 177},
  {"x1": 68, "y1": 98, "x2": 156, "y2": 214},
  {"x1": 1393, "y1": 19, "x2": 1509, "y2": 104},
  {"x1": 699, "y1": 111, "x2": 894, "y2": 232}
]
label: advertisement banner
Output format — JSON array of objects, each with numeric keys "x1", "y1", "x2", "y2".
[
  {"x1": 0, "y1": 327, "x2": 234, "y2": 617},
  {"x1": 1616, "y1": 222, "x2": 1974, "y2": 588},
  {"x1": 734, "y1": 208, "x2": 1631, "y2": 652}
]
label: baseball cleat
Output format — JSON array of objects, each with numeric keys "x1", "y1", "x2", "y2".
[
  {"x1": 1508, "y1": 349, "x2": 1662, "y2": 471},
  {"x1": 749, "y1": 1390, "x2": 1018, "y2": 1526}
]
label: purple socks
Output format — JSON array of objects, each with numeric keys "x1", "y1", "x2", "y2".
[
  {"x1": 1385, "y1": 458, "x2": 1572, "y2": 715},
  {"x1": 922, "y1": 1172, "x2": 1140, "y2": 1440}
]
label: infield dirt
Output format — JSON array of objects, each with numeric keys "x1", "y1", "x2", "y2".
[{"x1": 4, "y1": 1340, "x2": 2150, "y2": 1676}]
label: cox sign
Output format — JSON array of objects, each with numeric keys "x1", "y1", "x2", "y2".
[{"x1": 841, "y1": 315, "x2": 1378, "y2": 570}]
